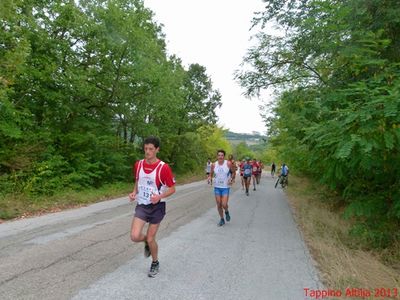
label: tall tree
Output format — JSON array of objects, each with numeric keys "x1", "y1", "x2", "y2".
[
  {"x1": 238, "y1": 0, "x2": 400, "y2": 247},
  {"x1": 0, "y1": 0, "x2": 225, "y2": 197}
]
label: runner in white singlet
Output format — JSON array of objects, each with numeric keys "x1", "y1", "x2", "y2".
[{"x1": 209, "y1": 149, "x2": 236, "y2": 226}]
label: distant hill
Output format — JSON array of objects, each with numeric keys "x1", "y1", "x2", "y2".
[{"x1": 225, "y1": 131, "x2": 268, "y2": 146}]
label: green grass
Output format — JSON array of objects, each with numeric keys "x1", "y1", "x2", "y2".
[
  {"x1": 0, "y1": 182, "x2": 132, "y2": 221},
  {"x1": 0, "y1": 171, "x2": 204, "y2": 222}
]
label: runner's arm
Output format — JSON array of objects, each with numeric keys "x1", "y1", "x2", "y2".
[
  {"x1": 129, "y1": 182, "x2": 138, "y2": 202},
  {"x1": 150, "y1": 185, "x2": 176, "y2": 203}
]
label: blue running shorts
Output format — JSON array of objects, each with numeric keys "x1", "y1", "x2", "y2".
[{"x1": 214, "y1": 187, "x2": 230, "y2": 197}]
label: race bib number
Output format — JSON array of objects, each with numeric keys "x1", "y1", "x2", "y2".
[
  {"x1": 216, "y1": 179, "x2": 225, "y2": 186},
  {"x1": 138, "y1": 186, "x2": 156, "y2": 204}
]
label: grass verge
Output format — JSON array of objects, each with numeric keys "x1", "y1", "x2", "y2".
[
  {"x1": 0, "y1": 171, "x2": 204, "y2": 223},
  {"x1": 0, "y1": 182, "x2": 133, "y2": 222},
  {"x1": 285, "y1": 175, "x2": 399, "y2": 299}
]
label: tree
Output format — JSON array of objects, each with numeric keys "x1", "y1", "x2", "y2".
[
  {"x1": 234, "y1": 142, "x2": 254, "y2": 161},
  {"x1": 238, "y1": 0, "x2": 400, "y2": 247},
  {"x1": 0, "y1": 0, "x2": 225, "y2": 199}
]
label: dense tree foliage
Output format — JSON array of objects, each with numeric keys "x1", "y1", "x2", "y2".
[
  {"x1": 238, "y1": 0, "x2": 400, "y2": 247},
  {"x1": 0, "y1": 0, "x2": 225, "y2": 203}
]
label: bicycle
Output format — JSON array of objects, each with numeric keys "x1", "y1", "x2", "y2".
[{"x1": 274, "y1": 175, "x2": 288, "y2": 188}]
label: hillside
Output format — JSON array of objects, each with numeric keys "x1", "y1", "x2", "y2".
[{"x1": 225, "y1": 131, "x2": 267, "y2": 146}]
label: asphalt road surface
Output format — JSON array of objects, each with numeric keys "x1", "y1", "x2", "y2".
[{"x1": 0, "y1": 174, "x2": 323, "y2": 299}]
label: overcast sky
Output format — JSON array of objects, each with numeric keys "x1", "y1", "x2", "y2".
[{"x1": 143, "y1": 0, "x2": 269, "y2": 134}]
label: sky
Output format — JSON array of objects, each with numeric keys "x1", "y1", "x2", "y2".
[{"x1": 143, "y1": 0, "x2": 270, "y2": 134}]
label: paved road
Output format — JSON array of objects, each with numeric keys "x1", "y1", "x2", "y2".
[{"x1": 0, "y1": 174, "x2": 323, "y2": 299}]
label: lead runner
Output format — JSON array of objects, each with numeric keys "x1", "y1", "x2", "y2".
[{"x1": 129, "y1": 136, "x2": 176, "y2": 277}]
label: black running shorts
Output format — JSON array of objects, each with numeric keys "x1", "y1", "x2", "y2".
[{"x1": 134, "y1": 202, "x2": 166, "y2": 224}]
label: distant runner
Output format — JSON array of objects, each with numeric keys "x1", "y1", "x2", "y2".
[
  {"x1": 243, "y1": 158, "x2": 252, "y2": 196},
  {"x1": 251, "y1": 158, "x2": 259, "y2": 191},
  {"x1": 239, "y1": 159, "x2": 245, "y2": 190},
  {"x1": 256, "y1": 160, "x2": 263, "y2": 184},
  {"x1": 271, "y1": 162, "x2": 276, "y2": 178},
  {"x1": 227, "y1": 154, "x2": 237, "y2": 183},
  {"x1": 205, "y1": 158, "x2": 212, "y2": 184}
]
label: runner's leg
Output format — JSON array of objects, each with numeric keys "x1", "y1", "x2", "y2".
[
  {"x1": 215, "y1": 195, "x2": 223, "y2": 219},
  {"x1": 221, "y1": 194, "x2": 230, "y2": 221},
  {"x1": 131, "y1": 217, "x2": 147, "y2": 243},
  {"x1": 146, "y1": 223, "x2": 161, "y2": 262},
  {"x1": 244, "y1": 177, "x2": 250, "y2": 194}
]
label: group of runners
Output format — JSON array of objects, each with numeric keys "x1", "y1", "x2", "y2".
[
  {"x1": 238, "y1": 158, "x2": 263, "y2": 196},
  {"x1": 128, "y1": 135, "x2": 287, "y2": 278}
]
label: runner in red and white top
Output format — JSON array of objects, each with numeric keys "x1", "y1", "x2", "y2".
[
  {"x1": 251, "y1": 159, "x2": 259, "y2": 191},
  {"x1": 256, "y1": 160, "x2": 264, "y2": 184},
  {"x1": 133, "y1": 159, "x2": 175, "y2": 205},
  {"x1": 129, "y1": 136, "x2": 176, "y2": 278},
  {"x1": 239, "y1": 159, "x2": 245, "y2": 190}
]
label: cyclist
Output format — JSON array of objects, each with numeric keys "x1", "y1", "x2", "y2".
[{"x1": 278, "y1": 163, "x2": 289, "y2": 187}]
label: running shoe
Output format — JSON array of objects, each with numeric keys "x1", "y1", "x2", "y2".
[
  {"x1": 218, "y1": 218, "x2": 225, "y2": 226},
  {"x1": 144, "y1": 241, "x2": 151, "y2": 258},
  {"x1": 225, "y1": 211, "x2": 231, "y2": 222},
  {"x1": 148, "y1": 260, "x2": 159, "y2": 278}
]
